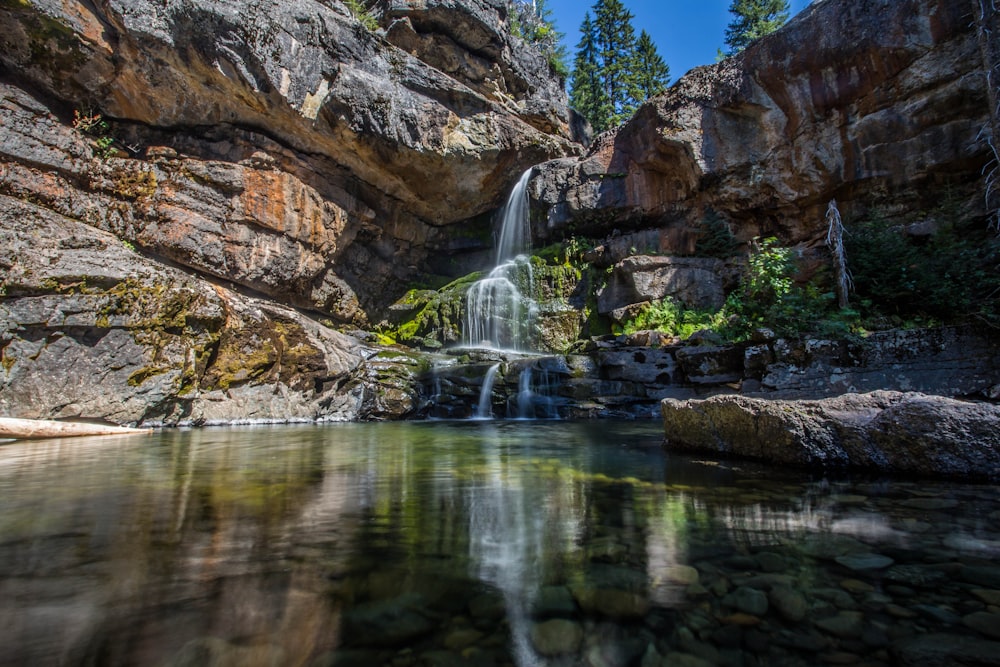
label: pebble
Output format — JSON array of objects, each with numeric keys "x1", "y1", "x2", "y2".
[
  {"x1": 814, "y1": 611, "x2": 865, "y2": 639},
  {"x1": 963, "y1": 611, "x2": 1000, "y2": 640}
]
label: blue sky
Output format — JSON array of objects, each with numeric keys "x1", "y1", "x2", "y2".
[{"x1": 544, "y1": 0, "x2": 813, "y2": 84}]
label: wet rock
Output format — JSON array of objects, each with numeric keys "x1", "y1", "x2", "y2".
[
  {"x1": 726, "y1": 587, "x2": 769, "y2": 616},
  {"x1": 964, "y1": 612, "x2": 1000, "y2": 640},
  {"x1": 532, "y1": 585, "x2": 577, "y2": 618},
  {"x1": 815, "y1": 611, "x2": 865, "y2": 639},
  {"x1": 891, "y1": 633, "x2": 1000, "y2": 666},
  {"x1": 769, "y1": 585, "x2": 808, "y2": 623},
  {"x1": 834, "y1": 554, "x2": 894, "y2": 572},
  {"x1": 530, "y1": 618, "x2": 583, "y2": 656},
  {"x1": 343, "y1": 594, "x2": 436, "y2": 646},
  {"x1": 570, "y1": 586, "x2": 651, "y2": 619},
  {"x1": 662, "y1": 392, "x2": 1000, "y2": 479}
]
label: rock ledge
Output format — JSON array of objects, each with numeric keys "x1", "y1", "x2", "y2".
[{"x1": 661, "y1": 391, "x2": 1000, "y2": 480}]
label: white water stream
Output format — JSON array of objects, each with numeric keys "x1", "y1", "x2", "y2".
[{"x1": 464, "y1": 170, "x2": 538, "y2": 352}]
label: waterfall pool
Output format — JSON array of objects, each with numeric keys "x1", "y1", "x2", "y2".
[{"x1": 1, "y1": 420, "x2": 998, "y2": 666}]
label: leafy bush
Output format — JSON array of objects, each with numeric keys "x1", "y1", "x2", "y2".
[
  {"x1": 344, "y1": 0, "x2": 378, "y2": 31},
  {"x1": 621, "y1": 298, "x2": 722, "y2": 339},
  {"x1": 846, "y1": 209, "x2": 1000, "y2": 328}
]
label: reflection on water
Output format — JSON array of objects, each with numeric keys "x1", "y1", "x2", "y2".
[{"x1": 1, "y1": 422, "x2": 998, "y2": 666}]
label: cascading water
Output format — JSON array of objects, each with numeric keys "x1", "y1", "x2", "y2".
[
  {"x1": 475, "y1": 363, "x2": 501, "y2": 419},
  {"x1": 465, "y1": 170, "x2": 538, "y2": 352}
]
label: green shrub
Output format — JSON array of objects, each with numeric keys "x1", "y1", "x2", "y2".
[
  {"x1": 621, "y1": 298, "x2": 722, "y2": 339},
  {"x1": 344, "y1": 0, "x2": 378, "y2": 31},
  {"x1": 846, "y1": 209, "x2": 1000, "y2": 328}
]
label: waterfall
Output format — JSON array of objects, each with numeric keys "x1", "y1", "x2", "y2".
[
  {"x1": 464, "y1": 170, "x2": 538, "y2": 351},
  {"x1": 475, "y1": 363, "x2": 501, "y2": 419}
]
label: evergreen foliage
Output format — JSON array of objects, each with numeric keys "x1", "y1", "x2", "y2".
[
  {"x1": 509, "y1": 0, "x2": 569, "y2": 80},
  {"x1": 568, "y1": 13, "x2": 611, "y2": 132},
  {"x1": 723, "y1": 0, "x2": 790, "y2": 55},
  {"x1": 634, "y1": 30, "x2": 670, "y2": 100},
  {"x1": 569, "y1": 0, "x2": 670, "y2": 132}
]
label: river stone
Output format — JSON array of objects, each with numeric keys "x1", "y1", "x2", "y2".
[
  {"x1": 814, "y1": 611, "x2": 865, "y2": 639},
  {"x1": 570, "y1": 586, "x2": 651, "y2": 619},
  {"x1": 661, "y1": 652, "x2": 716, "y2": 667},
  {"x1": 530, "y1": 619, "x2": 583, "y2": 656},
  {"x1": 961, "y1": 566, "x2": 1000, "y2": 589},
  {"x1": 964, "y1": 612, "x2": 1000, "y2": 640},
  {"x1": 532, "y1": 585, "x2": 577, "y2": 618},
  {"x1": 769, "y1": 585, "x2": 808, "y2": 622},
  {"x1": 662, "y1": 564, "x2": 700, "y2": 586},
  {"x1": 443, "y1": 628, "x2": 484, "y2": 650},
  {"x1": 972, "y1": 589, "x2": 1000, "y2": 606},
  {"x1": 755, "y1": 551, "x2": 786, "y2": 573},
  {"x1": 727, "y1": 586, "x2": 769, "y2": 616},
  {"x1": 884, "y1": 565, "x2": 949, "y2": 588},
  {"x1": 343, "y1": 593, "x2": 436, "y2": 646},
  {"x1": 891, "y1": 633, "x2": 1000, "y2": 666},
  {"x1": 834, "y1": 553, "x2": 894, "y2": 572},
  {"x1": 901, "y1": 498, "x2": 960, "y2": 511}
]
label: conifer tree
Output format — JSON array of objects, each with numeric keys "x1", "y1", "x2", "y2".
[
  {"x1": 593, "y1": 0, "x2": 640, "y2": 127},
  {"x1": 634, "y1": 30, "x2": 669, "y2": 100},
  {"x1": 723, "y1": 0, "x2": 790, "y2": 54},
  {"x1": 569, "y1": 13, "x2": 611, "y2": 132},
  {"x1": 569, "y1": 0, "x2": 669, "y2": 132}
]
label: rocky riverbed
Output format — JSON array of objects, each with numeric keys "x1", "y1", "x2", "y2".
[{"x1": 322, "y1": 469, "x2": 1000, "y2": 667}]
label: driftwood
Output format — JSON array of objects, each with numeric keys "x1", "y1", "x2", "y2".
[{"x1": 0, "y1": 417, "x2": 150, "y2": 440}]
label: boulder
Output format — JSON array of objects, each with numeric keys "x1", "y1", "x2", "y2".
[
  {"x1": 661, "y1": 391, "x2": 1000, "y2": 479},
  {"x1": 596, "y1": 255, "x2": 727, "y2": 315}
]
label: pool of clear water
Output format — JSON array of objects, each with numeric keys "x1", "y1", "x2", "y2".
[{"x1": 0, "y1": 420, "x2": 998, "y2": 667}]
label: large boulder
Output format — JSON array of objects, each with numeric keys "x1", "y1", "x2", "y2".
[
  {"x1": 661, "y1": 391, "x2": 1000, "y2": 479},
  {"x1": 531, "y1": 0, "x2": 997, "y2": 248}
]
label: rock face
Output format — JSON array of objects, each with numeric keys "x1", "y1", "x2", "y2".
[
  {"x1": 0, "y1": 0, "x2": 579, "y2": 424},
  {"x1": 661, "y1": 391, "x2": 1000, "y2": 479},
  {"x1": 0, "y1": 191, "x2": 427, "y2": 426},
  {"x1": 0, "y1": 0, "x2": 579, "y2": 323},
  {"x1": 531, "y1": 0, "x2": 998, "y2": 250}
]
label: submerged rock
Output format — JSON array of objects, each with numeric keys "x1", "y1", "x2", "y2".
[{"x1": 661, "y1": 391, "x2": 1000, "y2": 479}]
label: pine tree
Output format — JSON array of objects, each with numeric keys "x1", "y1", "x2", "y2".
[
  {"x1": 634, "y1": 30, "x2": 669, "y2": 100},
  {"x1": 570, "y1": 0, "x2": 669, "y2": 132},
  {"x1": 593, "y1": 0, "x2": 640, "y2": 127},
  {"x1": 569, "y1": 13, "x2": 612, "y2": 132},
  {"x1": 724, "y1": 0, "x2": 790, "y2": 55}
]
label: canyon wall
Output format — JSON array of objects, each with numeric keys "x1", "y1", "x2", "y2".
[
  {"x1": 0, "y1": 0, "x2": 578, "y2": 424},
  {"x1": 532, "y1": 0, "x2": 998, "y2": 258}
]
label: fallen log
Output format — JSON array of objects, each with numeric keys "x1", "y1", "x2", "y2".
[{"x1": 0, "y1": 417, "x2": 151, "y2": 440}]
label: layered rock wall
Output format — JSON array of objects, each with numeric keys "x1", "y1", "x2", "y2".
[
  {"x1": 0, "y1": 0, "x2": 579, "y2": 322},
  {"x1": 532, "y1": 0, "x2": 996, "y2": 249}
]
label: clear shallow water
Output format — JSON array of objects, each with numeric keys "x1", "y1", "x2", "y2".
[{"x1": 1, "y1": 421, "x2": 998, "y2": 667}]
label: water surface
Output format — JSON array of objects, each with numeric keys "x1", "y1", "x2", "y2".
[{"x1": 1, "y1": 421, "x2": 998, "y2": 666}]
